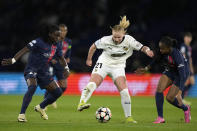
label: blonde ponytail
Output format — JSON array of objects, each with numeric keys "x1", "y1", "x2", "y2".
[
  {"x1": 119, "y1": 16, "x2": 130, "y2": 29},
  {"x1": 111, "y1": 15, "x2": 130, "y2": 32}
]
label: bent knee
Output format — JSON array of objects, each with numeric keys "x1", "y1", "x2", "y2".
[
  {"x1": 156, "y1": 86, "x2": 165, "y2": 93},
  {"x1": 84, "y1": 82, "x2": 97, "y2": 91},
  {"x1": 55, "y1": 87, "x2": 63, "y2": 97},
  {"x1": 166, "y1": 95, "x2": 175, "y2": 102}
]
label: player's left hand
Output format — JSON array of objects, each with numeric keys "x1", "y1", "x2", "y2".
[
  {"x1": 146, "y1": 50, "x2": 154, "y2": 58},
  {"x1": 1, "y1": 58, "x2": 13, "y2": 66}
]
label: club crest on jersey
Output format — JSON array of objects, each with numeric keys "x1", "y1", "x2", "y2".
[{"x1": 123, "y1": 46, "x2": 128, "y2": 51}]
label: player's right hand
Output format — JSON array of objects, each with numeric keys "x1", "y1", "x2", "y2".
[
  {"x1": 86, "y1": 59, "x2": 92, "y2": 66},
  {"x1": 1, "y1": 58, "x2": 12, "y2": 66},
  {"x1": 135, "y1": 68, "x2": 147, "y2": 74}
]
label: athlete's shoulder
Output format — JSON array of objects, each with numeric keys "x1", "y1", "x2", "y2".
[
  {"x1": 34, "y1": 38, "x2": 46, "y2": 45},
  {"x1": 27, "y1": 38, "x2": 43, "y2": 48},
  {"x1": 125, "y1": 35, "x2": 135, "y2": 41},
  {"x1": 65, "y1": 38, "x2": 72, "y2": 44},
  {"x1": 100, "y1": 35, "x2": 112, "y2": 41}
]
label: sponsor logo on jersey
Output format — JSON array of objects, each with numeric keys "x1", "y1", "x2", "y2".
[{"x1": 123, "y1": 46, "x2": 128, "y2": 51}]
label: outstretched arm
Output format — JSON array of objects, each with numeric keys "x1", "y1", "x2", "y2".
[
  {"x1": 141, "y1": 46, "x2": 154, "y2": 58},
  {"x1": 1, "y1": 46, "x2": 30, "y2": 66},
  {"x1": 86, "y1": 43, "x2": 97, "y2": 66},
  {"x1": 135, "y1": 51, "x2": 161, "y2": 74}
]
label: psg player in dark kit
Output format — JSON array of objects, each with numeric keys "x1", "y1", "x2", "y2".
[
  {"x1": 135, "y1": 36, "x2": 191, "y2": 123},
  {"x1": 44, "y1": 24, "x2": 72, "y2": 109},
  {"x1": 1, "y1": 24, "x2": 69, "y2": 122}
]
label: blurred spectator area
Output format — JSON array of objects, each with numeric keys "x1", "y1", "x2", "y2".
[{"x1": 0, "y1": 0, "x2": 197, "y2": 73}]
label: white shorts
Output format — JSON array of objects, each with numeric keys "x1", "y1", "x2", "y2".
[{"x1": 91, "y1": 62, "x2": 125, "y2": 81}]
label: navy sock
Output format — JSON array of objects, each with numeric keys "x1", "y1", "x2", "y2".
[
  {"x1": 155, "y1": 92, "x2": 164, "y2": 118},
  {"x1": 20, "y1": 85, "x2": 37, "y2": 114},
  {"x1": 40, "y1": 88, "x2": 62, "y2": 109},
  {"x1": 169, "y1": 98, "x2": 188, "y2": 111}
]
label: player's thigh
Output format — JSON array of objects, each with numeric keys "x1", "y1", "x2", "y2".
[
  {"x1": 114, "y1": 76, "x2": 127, "y2": 92},
  {"x1": 26, "y1": 78, "x2": 37, "y2": 86},
  {"x1": 89, "y1": 73, "x2": 104, "y2": 87},
  {"x1": 166, "y1": 84, "x2": 180, "y2": 102},
  {"x1": 157, "y1": 74, "x2": 172, "y2": 92},
  {"x1": 111, "y1": 67, "x2": 126, "y2": 91},
  {"x1": 91, "y1": 62, "x2": 107, "y2": 87}
]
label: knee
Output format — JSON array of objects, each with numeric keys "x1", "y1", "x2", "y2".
[
  {"x1": 166, "y1": 95, "x2": 174, "y2": 103},
  {"x1": 120, "y1": 88, "x2": 130, "y2": 99},
  {"x1": 156, "y1": 86, "x2": 165, "y2": 93},
  {"x1": 84, "y1": 82, "x2": 97, "y2": 91},
  {"x1": 59, "y1": 82, "x2": 67, "y2": 92},
  {"x1": 58, "y1": 81, "x2": 67, "y2": 89}
]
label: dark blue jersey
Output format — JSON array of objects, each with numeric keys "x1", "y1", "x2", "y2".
[
  {"x1": 25, "y1": 38, "x2": 62, "y2": 72},
  {"x1": 49, "y1": 38, "x2": 72, "y2": 80},
  {"x1": 60, "y1": 38, "x2": 72, "y2": 59},
  {"x1": 150, "y1": 48, "x2": 189, "y2": 89},
  {"x1": 180, "y1": 43, "x2": 192, "y2": 62},
  {"x1": 52, "y1": 38, "x2": 72, "y2": 60}
]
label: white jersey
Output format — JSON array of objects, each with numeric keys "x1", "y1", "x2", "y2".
[{"x1": 94, "y1": 35, "x2": 143, "y2": 68}]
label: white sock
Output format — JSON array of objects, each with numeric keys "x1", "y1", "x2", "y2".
[
  {"x1": 80, "y1": 82, "x2": 97, "y2": 103},
  {"x1": 120, "y1": 88, "x2": 131, "y2": 118}
]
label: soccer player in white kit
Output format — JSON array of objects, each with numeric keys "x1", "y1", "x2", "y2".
[{"x1": 77, "y1": 16, "x2": 154, "y2": 123}]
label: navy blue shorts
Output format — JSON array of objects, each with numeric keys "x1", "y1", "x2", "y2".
[
  {"x1": 163, "y1": 70, "x2": 189, "y2": 91},
  {"x1": 24, "y1": 68, "x2": 54, "y2": 89},
  {"x1": 51, "y1": 62, "x2": 66, "y2": 80}
]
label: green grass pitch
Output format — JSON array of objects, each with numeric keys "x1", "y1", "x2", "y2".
[{"x1": 0, "y1": 95, "x2": 196, "y2": 131}]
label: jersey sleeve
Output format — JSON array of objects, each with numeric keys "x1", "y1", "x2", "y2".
[
  {"x1": 94, "y1": 37, "x2": 105, "y2": 49},
  {"x1": 56, "y1": 42, "x2": 63, "y2": 57},
  {"x1": 128, "y1": 35, "x2": 143, "y2": 51},
  {"x1": 26, "y1": 40, "x2": 38, "y2": 51},
  {"x1": 171, "y1": 50, "x2": 187, "y2": 90}
]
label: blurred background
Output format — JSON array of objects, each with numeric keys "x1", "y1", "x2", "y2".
[
  {"x1": 0, "y1": 0, "x2": 197, "y2": 96},
  {"x1": 0, "y1": 0, "x2": 197, "y2": 73}
]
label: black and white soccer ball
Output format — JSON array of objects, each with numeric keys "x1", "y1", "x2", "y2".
[{"x1": 95, "y1": 107, "x2": 112, "y2": 123}]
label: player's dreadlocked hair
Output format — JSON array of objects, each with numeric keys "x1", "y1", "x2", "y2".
[
  {"x1": 111, "y1": 15, "x2": 130, "y2": 33},
  {"x1": 39, "y1": 24, "x2": 59, "y2": 42},
  {"x1": 160, "y1": 36, "x2": 178, "y2": 48}
]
